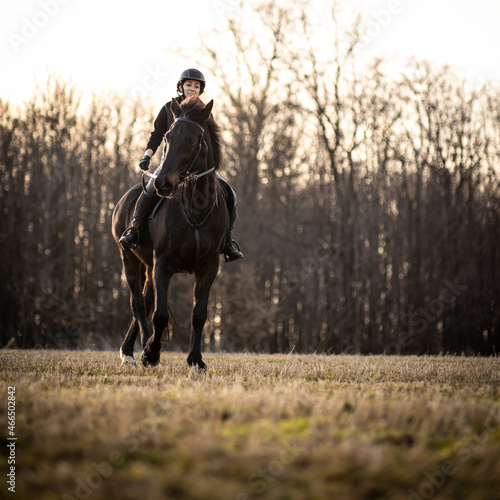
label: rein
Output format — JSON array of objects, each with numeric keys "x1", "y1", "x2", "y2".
[{"x1": 142, "y1": 167, "x2": 214, "y2": 183}]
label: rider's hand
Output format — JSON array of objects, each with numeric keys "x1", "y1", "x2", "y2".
[{"x1": 139, "y1": 155, "x2": 151, "y2": 171}]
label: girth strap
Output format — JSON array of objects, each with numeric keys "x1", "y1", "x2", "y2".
[{"x1": 194, "y1": 227, "x2": 201, "y2": 272}]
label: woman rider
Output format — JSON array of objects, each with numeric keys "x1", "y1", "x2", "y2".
[{"x1": 119, "y1": 68, "x2": 243, "y2": 262}]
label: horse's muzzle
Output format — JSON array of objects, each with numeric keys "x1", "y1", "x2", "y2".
[{"x1": 154, "y1": 178, "x2": 175, "y2": 198}]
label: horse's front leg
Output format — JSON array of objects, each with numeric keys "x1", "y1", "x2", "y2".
[
  {"x1": 142, "y1": 254, "x2": 172, "y2": 367},
  {"x1": 187, "y1": 256, "x2": 220, "y2": 369},
  {"x1": 120, "y1": 319, "x2": 139, "y2": 365}
]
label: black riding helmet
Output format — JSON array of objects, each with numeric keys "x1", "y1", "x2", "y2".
[{"x1": 177, "y1": 68, "x2": 206, "y2": 96}]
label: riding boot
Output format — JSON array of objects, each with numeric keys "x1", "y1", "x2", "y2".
[
  {"x1": 224, "y1": 208, "x2": 244, "y2": 262},
  {"x1": 119, "y1": 191, "x2": 156, "y2": 249},
  {"x1": 217, "y1": 176, "x2": 243, "y2": 262}
]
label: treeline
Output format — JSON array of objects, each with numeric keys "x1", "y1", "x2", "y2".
[
  {"x1": 1, "y1": 4, "x2": 499, "y2": 354},
  {"x1": 202, "y1": 3, "x2": 500, "y2": 355},
  {"x1": 0, "y1": 80, "x2": 153, "y2": 349}
]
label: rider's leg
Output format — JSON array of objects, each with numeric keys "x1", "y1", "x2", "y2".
[
  {"x1": 217, "y1": 175, "x2": 244, "y2": 262},
  {"x1": 119, "y1": 174, "x2": 159, "y2": 250}
]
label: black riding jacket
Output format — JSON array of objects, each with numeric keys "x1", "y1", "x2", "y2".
[{"x1": 145, "y1": 96, "x2": 184, "y2": 155}]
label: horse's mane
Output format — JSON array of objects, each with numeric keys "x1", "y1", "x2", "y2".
[{"x1": 179, "y1": 97, "x2": 222, "y2": 171}]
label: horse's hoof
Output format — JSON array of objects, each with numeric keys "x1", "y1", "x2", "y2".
[
  {"x1": 187, "y1": 355, "x2": 206, "y2": 370},
  {"x1": 119, "y1": 348, "x2": 137, "y2": 366},
  {"x1": 141, "y1": 349, "x2": 160, "y2": 367},
  {"x1": 121, "y1": 355, "x2": 137, "y2": 367}
]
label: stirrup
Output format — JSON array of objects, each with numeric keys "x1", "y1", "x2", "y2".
[
  {"x1": 119, "y1": 227, "x2": 139, "y2": 250},
  {"x1": 224, "y1": 239, "x2": 243, "y2": 262}
]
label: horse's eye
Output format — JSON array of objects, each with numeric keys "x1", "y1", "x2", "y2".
[{"x1": 188, "y1": 138, "x2": 197, "y2": 147}]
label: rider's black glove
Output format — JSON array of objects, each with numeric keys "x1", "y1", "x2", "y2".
[{"x1": 139, "y1": 155, "x2": 151, "y2": 171}]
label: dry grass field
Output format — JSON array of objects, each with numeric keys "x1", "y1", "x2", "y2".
[{"x1": 1, "y1": 350, "x2": 499, "y2": 500}]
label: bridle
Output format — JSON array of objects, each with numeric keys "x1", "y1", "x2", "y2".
[
  {"x1": 174, "y1": 117, "x2": 214, "y2": 183},
  {"x1": 142, "y1": 116, "x2": 214, "y2": 190}
]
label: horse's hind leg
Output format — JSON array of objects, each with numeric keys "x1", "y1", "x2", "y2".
[
  {"x1": 120, "y1": 252, "x2": 152, "y2": 365},
  {"x1": 187, "y1": 256, "x2": 220, "y2": 369},
  {"x1": 120, "y1": 275, "x2": 154, "y2": 365}
]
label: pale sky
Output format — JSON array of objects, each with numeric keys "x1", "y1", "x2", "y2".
[{"x1": 1, "y1": 0, "x2": 499, "y2": 107}]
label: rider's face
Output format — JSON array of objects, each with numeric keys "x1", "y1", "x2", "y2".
[{"x1": 183, "y1": 80, "x2": 201, "y2": 98}]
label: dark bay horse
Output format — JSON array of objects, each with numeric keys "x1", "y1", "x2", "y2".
[{"x1": 112, "y1": 97, "x2": 228, "y2": 369}]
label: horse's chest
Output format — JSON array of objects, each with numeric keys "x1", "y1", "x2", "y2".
[
  {"x1": 168, "y1": 227, "x2": 221, "y2": 273},
  {"x1": 154, "y1": 211, "x2": 226, "y2": 273}
]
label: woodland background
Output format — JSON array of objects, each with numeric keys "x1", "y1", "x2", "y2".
[{"x1": 1, "y1": 4, "x2": 499, "y2": 355}]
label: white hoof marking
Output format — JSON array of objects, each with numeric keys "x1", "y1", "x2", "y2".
[
  {"x1": 121, "y1": 356, "x2": 137, "y2": 367},
  {"x1": 119, "y1": 348, "x2": 137, "y2": 367}
]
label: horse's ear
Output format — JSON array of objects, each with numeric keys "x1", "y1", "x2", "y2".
[
  {"x1": 202, "y1": 99, "x2": 214, "y2": 123},
  {"x1": 171, "y1": 99, "x2": 182, "y2": 118}
]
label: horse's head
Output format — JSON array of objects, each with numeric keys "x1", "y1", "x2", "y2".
[{"x1": 154, "y1": 97, "x2": 214, "y2": 197}]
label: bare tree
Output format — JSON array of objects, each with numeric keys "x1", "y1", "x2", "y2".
[{"x1": 1, "y1": 7, "x2": 498, "y2": 355}]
